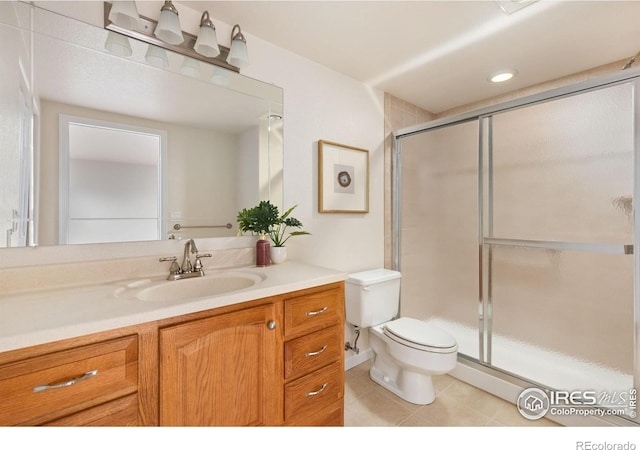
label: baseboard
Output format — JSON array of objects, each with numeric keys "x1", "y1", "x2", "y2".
[{"x1": 344, "y1": 348, "x2": 373, "y2": 371}]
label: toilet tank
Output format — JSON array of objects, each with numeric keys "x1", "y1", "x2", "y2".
[{"x1": 345, "y1": 269, "x2": 401, "y2": 327}]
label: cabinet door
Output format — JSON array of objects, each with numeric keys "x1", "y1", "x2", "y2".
[{"x1": 159, "y1": 304, "x2": 280, "y2": 426}]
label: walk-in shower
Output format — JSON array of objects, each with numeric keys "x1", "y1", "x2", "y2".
[{"x1": 393, "y1": 69, "x2": 640, "y2": 425}]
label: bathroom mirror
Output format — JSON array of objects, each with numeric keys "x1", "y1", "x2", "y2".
[{"x1": 0, "y1": 2, "x2": 284, "y2": 248}]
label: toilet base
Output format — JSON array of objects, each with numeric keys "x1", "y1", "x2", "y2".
[{"x1": 369, "y1": 357, "x2": 436, "y2": 405}]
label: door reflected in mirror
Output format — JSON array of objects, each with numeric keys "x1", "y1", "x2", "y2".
[{"x1": 59, "y1": 116, "x2": 164, "y2": 245}]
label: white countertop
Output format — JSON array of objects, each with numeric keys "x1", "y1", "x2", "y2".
[{"x1": 0, "y1": 261, "x2": 347, "y2": 353}]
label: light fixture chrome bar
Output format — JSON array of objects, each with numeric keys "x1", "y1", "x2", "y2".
[
  {"x1": 483, "y1": 237, "x2": 633, "y2": 255},
  {"x1": 104, "y1": 2, "x2": 239, "y2": 73}
]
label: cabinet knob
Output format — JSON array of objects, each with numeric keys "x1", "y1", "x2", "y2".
[{"x1": 267, "y1": 320, "x2": 276, "y2": 330}]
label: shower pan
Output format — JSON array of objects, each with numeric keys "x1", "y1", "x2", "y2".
[{"x1": 393, "y1": 69, "x2": 640, "y2": 425}]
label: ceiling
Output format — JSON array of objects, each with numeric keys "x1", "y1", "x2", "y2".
[{"x1": 182, "y1": 0, "x2": 640, "y2": 114}]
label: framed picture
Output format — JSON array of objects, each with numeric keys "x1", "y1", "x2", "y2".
[{"x1": 318, "y1": 140, "x2": 369, "y2": 213}]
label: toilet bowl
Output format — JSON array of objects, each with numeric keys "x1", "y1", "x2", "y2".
[
  {"x1": 345, "y1": 269, "x2": 458, "y2": 405},
  {"x1": 369, "y1": 318, "x2": 457, "y2": 404}
]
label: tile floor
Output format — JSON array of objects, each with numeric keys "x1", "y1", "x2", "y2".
[{"x1": 344, "y1": 359, "x2": 560, "y2": 427}]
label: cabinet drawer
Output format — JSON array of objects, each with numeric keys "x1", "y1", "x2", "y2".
[
  {"x1": 43, "y1": 394, "x2": 139, "y2": 426},
  {"x1": 284, "y1": 325, "x2": 342, "y2": 380},
  {"x1": 284, "y1": 287, "x2": 343, "y2": 338},
  {"x1": 0, "y1": 335, "x2": 138, "y2": 425},
  {"x1": 286, "y1": 399, "x2": 344, "y2": 426},
  {"x1": 284, "y1": 362, "x2": 343, "y2": 422}
]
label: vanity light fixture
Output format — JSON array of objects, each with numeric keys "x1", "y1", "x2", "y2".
[
  {"x1": 211, "y1": 66, "x2": 230, "y2": 86},
  {"x1": 227, "y1": 25, "x2": 249, "y2": 69},
  {"x1": 145, "y1": 45, "x2": 169, "y2": 69},
  {"x1": 107, "y1": 1, "x2": 140, "y2": 30},
  {"x1": 104, "y1": 2, "x2": 241, "y2": 73},
  {"x1": 489, "y1": 70, "x2": 517, "y2": 83},
  {"x1": 180, "y1": 56, "x2": 202, "y2": 78},
  {"x1": 154, "y1": 1, "x2": 183, "y2": 45},
  {"x1": 194, "y1": 11, "x2": 220, "y2": 58},
  {"x1": 104, "y1": 31, "x2": 132, "y2": 57}
]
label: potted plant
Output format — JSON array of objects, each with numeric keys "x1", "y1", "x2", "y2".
[
  {"x1": 237, "y1": 201, "x2": 310, "y2": 265},
  {"x1": 237, "y1": 200, "x2": 279, "y2": 267},
  {"x1": 267, "y1": 204, "x2": 310, "y2": 263}
]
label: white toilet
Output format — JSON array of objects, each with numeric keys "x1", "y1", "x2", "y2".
[{"x1": 345, "y1": 269, "x2": 458, "y2": 405}]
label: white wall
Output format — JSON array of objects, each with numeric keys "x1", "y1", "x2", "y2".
[{"x1": 241, "y1": 33, "x2": 385, "y2": 273}]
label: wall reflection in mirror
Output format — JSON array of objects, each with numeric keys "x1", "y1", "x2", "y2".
[{"x1": 0, "y1": 1, "x2": 283, "y2": 248}]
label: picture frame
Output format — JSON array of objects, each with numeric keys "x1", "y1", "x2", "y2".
[{"x1": 318, "y1": 140, "x2": 369, "y2": 213}]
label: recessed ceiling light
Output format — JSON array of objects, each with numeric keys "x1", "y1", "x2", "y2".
[{"x1": 489, "y1": 70, "x2": 517, "y2": 83}]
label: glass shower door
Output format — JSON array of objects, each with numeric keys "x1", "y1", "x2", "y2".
[
  {"x1": 397, "y1": 120, "x2": 481, "y2": 359},
  {"x1": 483, "y1": 82, "x2": 636, "y2": 415}
]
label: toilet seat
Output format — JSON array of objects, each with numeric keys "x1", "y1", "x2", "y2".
[{"x1": 383, "y1": 317, "x2": 457, "y2": 354}]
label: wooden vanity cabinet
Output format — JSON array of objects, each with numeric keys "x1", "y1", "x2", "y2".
[
  {"x1": 0, "y1": 281, "x2": 345, "y2": 427},
  {"x1": 158, "y1": 282, "x2": 345, "y2": 426}
]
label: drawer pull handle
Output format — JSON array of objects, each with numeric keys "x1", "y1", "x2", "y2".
[
  {"x1": 33, "y1": 369, "x2": 98, "y2": 393},
  {"x1": 305, "y1": 345, "x2": 328, "y2": 357},
  {"x1": 305, "y1": 306, "x2": 328, "y2": 317},
  {"x1": 305, "y1": 382, "x2": 328, "y2": 397}
]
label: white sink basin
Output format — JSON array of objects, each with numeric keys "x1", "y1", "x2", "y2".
[{"x1": 133, "y1": 271, "x2": 265, "y2": 302}]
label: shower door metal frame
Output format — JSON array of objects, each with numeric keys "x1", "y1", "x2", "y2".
[{"x1": 393, "y1": 66, "x2": 640, "y2": 425}]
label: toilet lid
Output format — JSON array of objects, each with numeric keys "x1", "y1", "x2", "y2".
[{"x1": 384, "y1": 317, "x2": 457, "y2": 352}]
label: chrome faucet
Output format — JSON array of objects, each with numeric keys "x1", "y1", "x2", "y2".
[
  {"x1": 159, "y1": 239, "x2": 212, "y2": 281},
  {"x1": 181, "y1": 239, "x2": 198, "y2": 273}
]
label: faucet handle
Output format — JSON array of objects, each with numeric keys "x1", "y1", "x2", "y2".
[
  {"x1": 159, "y1": 256, "x2": 180, "y2": 275},
  {"x1": 194, "y1": 253, "x2": 212, "y2": 273}
]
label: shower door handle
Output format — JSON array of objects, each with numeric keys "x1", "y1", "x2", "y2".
[{"x1": 484, "y1": 237, "x2": 634, "y2": 255}]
